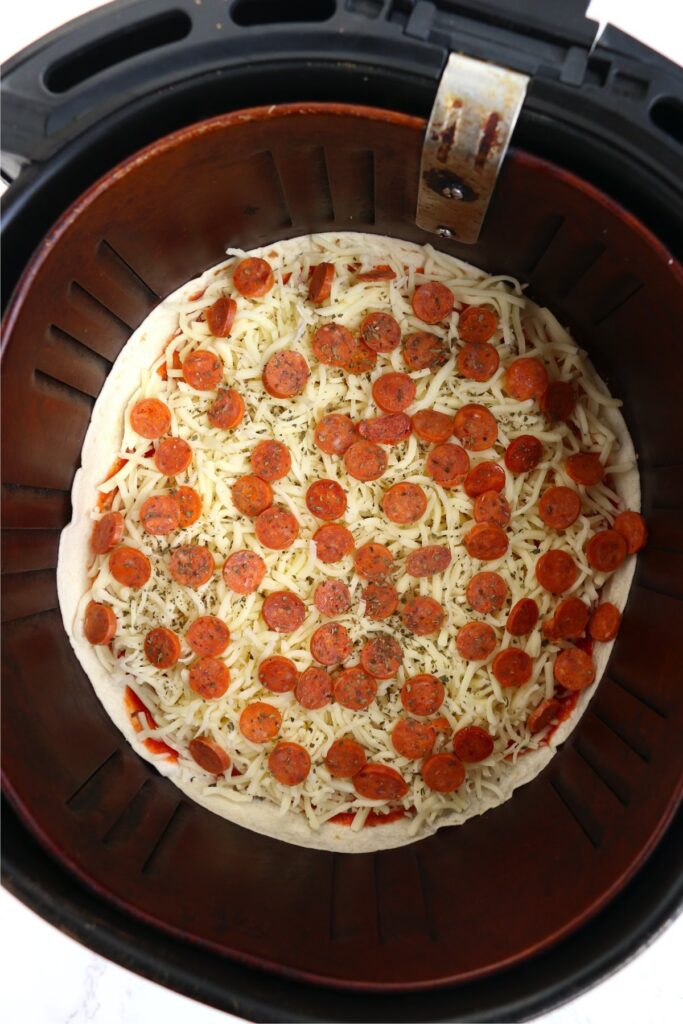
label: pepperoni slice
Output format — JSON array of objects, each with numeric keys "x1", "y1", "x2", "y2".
[
  {"x1": 458, "y1": 306, "x2": 498, "y2": 343},
  {"x1": 464, "y1": 523, "x2": 508, "y2": 561},
  {"x1": 535, "y1": 549, "x2": 577, "y2": 594},
  {"x1": 182, "y1": 349, "x2": 223, "y2": 390},
  {"x1": 189, "y1": 737, "x2": 231, "y2": 775},
  {"x1": 456, "y1": 622, "x2": 497, "y2": 660},
  {"x1": 222, "y1": 549, "x2": 266, "y2": 594},
  {"x1": 527, "y1": 698, "x2": 561, "y2": 735},
  {"x1": 360, "y1": 634, "x2": 402, "y2": 679},
  {"x1": 402, "y1": 331, "x2": 450, "y2": 370},
  {"x1": 91, "y1": 511, "x2": 124, "y2": 553},
  {"x1": 144, "y1": 627, "x2": 181, "y2": 669},
  {"x1": 233, "y1": 257, "x2": 274, "y2": 298},
  {"x1": 453, "y1": 725, "x2": 494, "y2": 762},
  {"x1": 401, "y1": 674, "x2": 445, "y2": 716},
  {"x1": 314, "y1": 414, "x2": 358, "y2": 455},
  {"x1": 425, "y1": 443, "x2": 470, "y2": 487},
  {"x1": 406, "y1": 545, "x2": 451, "y2": 577},
  {"x1": 189, "y1": 657, "x2": 230, "y2": 699},
  {"x1": 503, "y1": 357, "x2": 548, "y2": 401},
  {"x1": 589, "y1": 602, "x2": 622, "y2": 642},
  {"x1": 372, "y1": 372, "x2": 416, "y2": 414},
  {"x1": 382, "y1": 482, "x2": 427, "y2": 524},
  {"x1": 554, "y1": 647, "x2": 595, "y2": 691},
  {"x1": 205, "y1": 295, "x2": 237, "y2": 338},
  {"x1": 357, "y1": 265, "x2": 396, "y2": 281},
  {"x1": 473, "y1": 490, "x2": 511, "y2": 527},
  {"x1": 541, "y1": 381, "x2": 576, "y2": 422},
  {"x1": 506, "y1": 598, "x2": 539, "y2": 636},
  {"x1": 306, "y1": 480, "x2": 346, "y2": 520},
  {"x1": 421, "y1": 753, "x2": 465, "y2": 793},
  {"x1": 358, "y1": 413, "x2": 412, "y2": 445},
  {"x1": 175, "y1": 485, "x2": 202, "y2": 528},
  {"x1": 343, "y1": 341, "x2": 378, "y2": 375},
  {"x1": 109, "y1": 546, "x2": 151, "y2": 588},
  {"x1": 232, "y1": 475, "x2": 273, "y2": 517},
  {"x1": 456, "y1": 342, "x2": 500, "y2": 382},
  {"x1": 505, "y1": 435, "x2": 543, "y2": 475},
  {"x1": 401, "y1": 596, "x2": 445, "y2": 636},
  {"x1": 169, "y1": 545, "x2": 214, "y2": 588},
  {"x1": 268, "y1": 741, "x2": 311, "y2": 785},
  {"x1": 359, "y1": 311, "x2": 401, "y2": 353},
  {"x1": 344, "y1": 440, "x2": 388, "y2": 482},
  {"x1": 130, "y1": 398, "x2": 171, "y2": 439},
  {"x1": 466, "y1": 571, "x2": 507, "y2": 613},
  {"x1": 613, "y1": 510, "x2": 647, "y2": 553},
  {"x1": 453, "y1": 404, "x2": 497, "y2": 451},
  {"x1": 262, "y1": 591, "x2": 306, "y2": 633},
  {"x1": 354, "y1": 763, "x2": 408, "y2": 800},
  {"x1": 354, "y1": 542, "x2": 394, "y2": 580},
  {"x1": 295, "y1": 666, "x2": 333, "y2": 709},
  {"x1": 140, "y1": 494, "x2": 181, "y2": 535},
  {"x1": 314, "y1": 579, "x2": 351, "y2": 617},
  {"x1": 411, "y1": 409, "x2": 453, "y2": 443},
  {"x1": 258, "y1": 655, "x2": 298, "y2": 693},
  {"x1": 324, "y1": 738, "x2": 367, "y2": 778},
  {"x1": 545, "y1": 596, "x2": 589, "y2": 640},
  {"x1": 565, "y1": 452, "x2": 604, "y2": 486},
  {"x1": 251, "y1": 440, "x2": 291, "y2": 482},
  {"x1": 412, "y1": 282, "x2": 455, "y2": 324},
  {"x1": 312, "y1": 323, "x2": 355, "y2": 366},
  {"x1": 154, "y1": 437, "x2": 192, "y2": 476},
  {"x1": 492, "y1": 648, "x2": 533, "y2": 687},
  {"x1": 464, "y1": 461, "x2": 506, "y2": 498},
  {"x1": 392, "y1": 719, "x2": 435, "y2": 759},
  {"x1": 362, "y1": 582, "x2": 399, "y2": 620},
  {"x1": 586, "y1": 529, "x2": 627, "y2": 573},
  {"x1": 310, "y1": 622, "x2": 352, "y2": 665},
  {"x1": 334, "y1": 666, "x2": 377, "y2": 710},
  {"x1": 263, "y1": 351, "x2": 309, "y2": 398},
  {"x1": 240, "y1": 701, "x2": 282, "y2": 743},
  {"x1": 314, "y1": 523, "x2": 354, "y2": 563},
  {"x1": 308, "y1": 262, "x2": 334, "y2": 303},
  {"x1": 207, "y1": 388, "x2": 244, "y2": 430},
  {"x1": 83, "y1": 601, "x2": 117, "y2": 645},
  {"x1": 255, "y1": 505, "x2": 299, "y2": 550},
  {"x1": 186, "y1": 616, "x2": 230, "y2": 657},
  {"x1": 538, "y1": 486, "x2": 581, "y2": 529}
]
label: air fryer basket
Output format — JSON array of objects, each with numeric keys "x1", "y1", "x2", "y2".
[
  {"x1": 2, "y1": 103, "x2": 683, "y2": 996},
  {"x1": 3, "y1": 0, "x2": 683, "y2": 1017}
]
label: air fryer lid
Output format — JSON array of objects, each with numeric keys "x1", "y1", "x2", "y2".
[{"x1": 2, "y1": 0, "x2": 683, "y2": 1018}]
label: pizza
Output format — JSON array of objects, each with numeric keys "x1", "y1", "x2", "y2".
[{"x1": 58, "y1": 232, "x2": 646, "y2": 852}]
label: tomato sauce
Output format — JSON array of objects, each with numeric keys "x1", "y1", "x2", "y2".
[
  {"x1": 97, "y1": 457, "x2": 127, "y2": 510},
  {"x1": 124, "y1": 686, "x2": 178, "y2": 762},
  {"x1": 329, "y1": 807, "x2": 410, "y2": 828}
]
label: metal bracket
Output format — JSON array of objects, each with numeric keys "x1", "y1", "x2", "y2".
[{"x1": 416, "y1": 53, "x2": 529, "y2": 244}]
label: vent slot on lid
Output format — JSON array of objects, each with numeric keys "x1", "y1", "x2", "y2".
[
  {"x1": 44, "y1": 11, "x2": 192, "y2": 93},
  {"x1": 232, "y1": 0, "x2": 336, "y2": 27}
]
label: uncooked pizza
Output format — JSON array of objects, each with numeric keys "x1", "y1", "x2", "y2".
[{"x1": 58, "y1": 232, "x2": 646, "y2": 852}]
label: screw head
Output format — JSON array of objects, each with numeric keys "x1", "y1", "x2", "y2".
[
  {"x1": 436, "y1": 226, "x2": 454, "y2": 238},
  {"x1": 441, "y1": 185, "x2": 464, "y2": 200}
]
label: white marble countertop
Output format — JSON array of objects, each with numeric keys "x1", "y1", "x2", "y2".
[{"x1": 2, "y1": 1, "x2": 681, "y2": 1021}]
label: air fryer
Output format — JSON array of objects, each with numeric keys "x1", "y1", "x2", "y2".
[{"x1": 2, "y1": 2, "x2": 682, "y2": 1021}]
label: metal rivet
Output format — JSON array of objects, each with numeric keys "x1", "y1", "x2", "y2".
[
  {"x1": 436, "y1": 227, "x2": 454, "y2": 238},
  {"x1": 441, "y1": 186, "x2": 464, "y2": 200}
]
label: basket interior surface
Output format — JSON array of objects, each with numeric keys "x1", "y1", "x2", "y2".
[{"x1": 2, "y1": 104, "x2": 682, "y2": 989}]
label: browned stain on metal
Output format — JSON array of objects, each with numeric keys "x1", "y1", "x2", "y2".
[
  {"x1": 475, "y1": 112, "x2": 500, "y2": 169},
  {"x1": 435, "y1": 99, "x2": 462, "y2": 163}
]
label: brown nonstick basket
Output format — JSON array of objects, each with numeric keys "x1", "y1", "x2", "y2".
[{"x1": 2, "y1": 102, "x2": 683, "y2": 996}]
